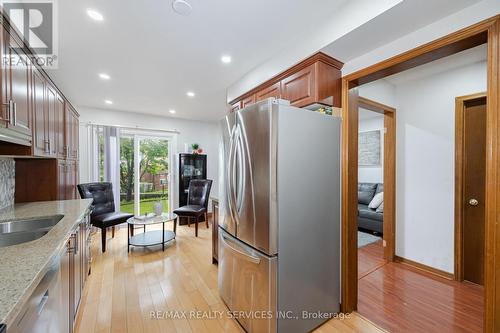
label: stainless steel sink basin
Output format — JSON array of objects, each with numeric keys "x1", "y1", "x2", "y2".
[{"x1": 0, "y1": 215, "x2": 64, "y2": 247}]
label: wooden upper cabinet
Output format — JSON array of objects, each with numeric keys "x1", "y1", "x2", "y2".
[
  {"x1": 65, "y1": 104, "x2": 79, "y2": 160},
  {"x1": 281, "y1": 64, "x2": 316, "y2": 107},
  {"x1": 229, "y1": 52, "x2": 343, "y2": 111},
  {"x1": 45, "y1": 84, "x2": 58, "y2": 157},
  {"x1": 56, "y1": 94, "x2": 65, "y2": 159},
  {"x1": 230, "y1": 101, "x2": 241, "y2": 113},
  {"x1": 241, "y1": 94, "x2": 256, "y2": 108},
  {"x1": 0, "y1": 27, "x2": 32, "y2": 143},
  {"x1": 256, "y1": 82, "x2": 281, "y2": 102},
  {"x1": 9, "y1": 44, "x2": 31, "y2": 136},
  {"x1": 32, "y1": 67, "x2": 48, "y2": 156}
]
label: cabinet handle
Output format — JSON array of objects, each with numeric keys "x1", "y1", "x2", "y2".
[
  {"x1": 8, "y1": 100, "x2": 13, "y2": 124},
  {"x1": 12, "y1": 102, "x2": 17, "y2": 126}
]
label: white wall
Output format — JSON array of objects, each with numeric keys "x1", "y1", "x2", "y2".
[
  {"x1": 394, "y1": 61, "x2": 486, "y2": 273},
  {"x1": 226, "y1": 0, "x2": 403, "y2": 102},
  {"x1": 358, "y1": 112, "x2": 384, "y2": 183},
  {"x1": 78, "y1": 108, "x2": 220, "y2": 209},
  {"x1": 358, "y1": 60, "x2": 487, "y2": 273}
]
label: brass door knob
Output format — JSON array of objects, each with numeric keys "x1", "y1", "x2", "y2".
[{"x1": 469, "y1": 199, "x2": 479, "y2": 206}]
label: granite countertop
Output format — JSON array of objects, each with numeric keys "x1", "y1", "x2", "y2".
[{"x1": 0, "y1": 199, "x2": 93, "y2": 327}]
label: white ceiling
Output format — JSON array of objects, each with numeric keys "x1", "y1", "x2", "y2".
[
  {"x1": 46, "y1": 0, "x2": 350, "y2": 122},
  {"x1": 45, "y1": 0, "x2": 485, "y2": 123},
  {"x1": 321, "y1": 0, "x2": 482, "y2": 62}
]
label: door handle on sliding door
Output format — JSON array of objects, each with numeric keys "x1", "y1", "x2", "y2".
[{"x1": 221, "y1": 233, "x2": 261, "y2": 264}]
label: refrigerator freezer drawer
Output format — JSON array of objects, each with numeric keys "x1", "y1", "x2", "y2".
[{"x1": 218, "y1": 228, "x2": 277, "y2": 333}]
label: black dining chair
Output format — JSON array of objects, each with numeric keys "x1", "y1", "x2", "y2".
[
  {"x1": 77, "y1": 182, "x2": 134, "y2": 252},
  {"x1": 173, "y1": 179, "x2": 213, "y2": 237}
]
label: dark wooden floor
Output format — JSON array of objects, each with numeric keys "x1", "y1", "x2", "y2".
[{"x1": 358, "y1": 241, "x2": 484, "y2": 333}]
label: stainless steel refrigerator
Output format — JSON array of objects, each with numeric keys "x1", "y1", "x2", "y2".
[{"x1": 218, "y1": 99, "x2": 341, "y2": 333}]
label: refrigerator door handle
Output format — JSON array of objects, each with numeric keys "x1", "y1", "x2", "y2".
[
  {"x1": 227, "y1": 127, "x2": 239, "y2": 226},
  {"x1": 234, "y1": 126, "x2": 245, "y2": 215},
  {"x1": 221, "y1": 233, "x2": 261, "y2": 264}
]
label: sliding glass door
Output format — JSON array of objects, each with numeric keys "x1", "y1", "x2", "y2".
[
  {"x1": 119, "y1": 135, "x2": 135, "y2": 214},
  {"x1": 91, "y1": 125, "x2": 175, "y2": 217},
  {"x1": 138, "y1": 138, "x2": 169, "y2": 215}
]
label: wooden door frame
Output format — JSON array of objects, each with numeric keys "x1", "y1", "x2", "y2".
[
  {"x1": 454, "y1": 92, "x2": 487, "y2": 282},
  {"x1": 340, "y1": 15, "x2": 500, "y2": 332},
  {"x1": 358, "y1": 96, "x2": 396, "y2": 261}
]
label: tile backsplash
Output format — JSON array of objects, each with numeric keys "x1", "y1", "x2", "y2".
[{"x1": 0, "y1": 158, "x2": 15, "y2": 210}]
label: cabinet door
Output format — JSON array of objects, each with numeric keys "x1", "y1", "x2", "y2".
[
  {"x1": 32, "y1": 68, "x2": 48, "y2": 156},
  {"x1": 8, "y1": 41, "x2": 31, "y2": 135},
  {"x1": 66, "y1": 160, "x2": 78, "y2": 199},
  {"x1": 57, "y1": 159, "x2": 66, "y2": 200},
  {"x1": 46, "y1": 85, "x2": 57, "y2": 156},
  {"x1": 281, "y1": 64, "x2": 316, "y2": 107},
  {"x1": 0, "y1": 27, "x2": 9, "y2": 125},
  {"x1": 56, "y1": 95, "x2": 66, "y2": 159},
  {"x1": 256, "y1": 82, "x2": 281, "y2": 102},
  {"x1": 65, "y1": 105, "x2": 79, "y2": 160},
  {"x1": 230, "y1": 101, "x2": 241, "y2": 113},
  {"x1": 72, "y1": 113, "x2": 79, "y2": 159},
  {"x1": 241, "y1": 94, "x2": 256, "y2": 108}
]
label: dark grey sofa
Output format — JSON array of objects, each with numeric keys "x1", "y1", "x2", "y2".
[{"x1": 358, "y1": 183, "x2": 384, "y2": 234}]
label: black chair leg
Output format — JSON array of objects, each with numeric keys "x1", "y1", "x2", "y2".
[
  {"x1": 112, "y1": 226, "x2": 115, "y2": 238},
  {"x1": 205, "y1": 212, "x2": 209, "y2": 228},
  {"x1": 101, "y1": 227, "x2": 107, "y2": 253},
  {"x1": 195, "y1": 215, "x2": 199, "y2": 237}
]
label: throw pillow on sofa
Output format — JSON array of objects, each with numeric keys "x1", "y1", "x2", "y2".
[
  {"x1": 369, "y1": 192, "x2": 384, "y2": 209},
  {"x1": 376, "y1": 202, "x2": 384, "y2": 213}
]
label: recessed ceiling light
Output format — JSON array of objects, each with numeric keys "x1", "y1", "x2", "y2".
[
  {"x1": 169, "y1": 109, "x2": 176, "y2": 114},
  {"x1": 105, "y1": 100, "x2": 113, "y2": 105},
  {"x1": 172, "y1": 0, "x2": 193, "y2": 16},
  {"x1": 186, "y1": 91, "x2": 195, "y2": 98},
  {"x1": 87, "y1": 9, "x2": 104, "y2": 21},
  {"x1": 221, "y1": 55, "x2": 232, "y2": 64},
  {"x1": 99, "y1": 73, "x2": 110, "y2": 80}
]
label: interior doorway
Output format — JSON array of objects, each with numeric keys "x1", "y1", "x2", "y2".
[
  {"x1": 358, "y1": 97, "x2": 396, "y2": 262},
  {"x1": 455, "y1": 93, "x2": 487, "y2": 285}
]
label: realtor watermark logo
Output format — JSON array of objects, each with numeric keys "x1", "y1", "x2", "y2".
[{"x1": 1, "y1": 0, "x2": 58, "y2": 68}]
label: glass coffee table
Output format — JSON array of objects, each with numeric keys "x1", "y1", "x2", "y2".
[{"x1": 127, "y1": 213, "x2": 177, "y2": 252}]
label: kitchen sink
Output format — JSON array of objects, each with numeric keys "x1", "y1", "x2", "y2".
[{"x1": 0, "y1": 215, "x2": 64, "y2": 247}]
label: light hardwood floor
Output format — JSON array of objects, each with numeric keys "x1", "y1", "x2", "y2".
[{"x1": 75, "y1": 222, "x2": 385, "y2": 333}]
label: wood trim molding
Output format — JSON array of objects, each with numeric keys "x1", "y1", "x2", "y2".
[
  {"x1": 340, "y1": 80, "x2": 359, "y2": 313},
  {"x1": 341, "y1": 15, "x2": 500, "y2": 332},
  {"x1": 343, "y1": 15, "x2": 498, "y2": 86},
  {"x1": 484, "y1": 18, "x2": 500, "y2": 333},
  {"x1": 359, "y1": 96, "x2": 397, "y2": 262},
  {"x1": 394, "y1": 256, "x2": 454, "y2": 280},
  {"x1": 229, "y1": 52, "x2": 343, "y2": 105},
  {"x1": 454, "y1": 92, "x2": 487, "y2": 282}
]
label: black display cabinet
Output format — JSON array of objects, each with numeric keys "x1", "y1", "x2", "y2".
[{"x1": 178, "y1": 153, "x2": 207, "y2": 209}]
